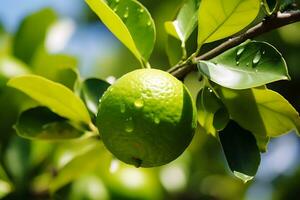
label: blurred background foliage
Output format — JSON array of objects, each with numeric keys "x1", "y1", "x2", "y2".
[{"x1": 0, "y1": 0, "x2": 300, "y2": 199}]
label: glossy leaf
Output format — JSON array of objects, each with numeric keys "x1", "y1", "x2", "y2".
[
  {"x1": 217, "y1": 87, "x2": 300, "y2": 150},
  {"x1": 49, "y1": 142, "x2": 104, "y2": 193},
  {"x1": 7, "y1": 75, "x2": 91, "y2": 124},
  {"x1": 197, "y1": 0, "x2": 260, "y2": 46},
  {"x1": 196, "y1": 86, "x2": 229, "y2": 136},
  {"x1": 165, "y1": 0, "x2": 200, "y2": 43},
  {"x1": 13, "y1": 8, "x2": 57, "y2": 64},
  {"x1": 197, "y1": 41, "x2": 290, "y2": 89},
  {"x1": 220, "y1": 121, "x2": 260, "y2": 183},
  {"x1": 15, "y1": 107, "x2": 84, "y2": 140},
  {"x1": 85, "y1": 0, "x2": 155, "y2": 62},
  {"x1": 0, "y1": 56, "x2": 30, "y2": 87},
  {"x1": 80, "y1": 78, "x2": 110, "y2": 116},
  {"x1": 32, "y1": 49, "x2": 78, "y2": 89}
]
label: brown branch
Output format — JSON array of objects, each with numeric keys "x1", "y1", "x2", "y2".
[{"x1": 169, "y1": 10, "x2": 300, "y2": 80}]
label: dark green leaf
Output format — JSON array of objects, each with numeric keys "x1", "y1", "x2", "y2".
[
  {"x1": 13, "y1": 8, "x2": 57, "y2": 64},
  {"x1": 15, "y1": 107, "x2": 85, "y2": 140},
  {"x1": 220, "y1": 120, "x2": 260, "y2": 182},
  {"x1": 196, "y1": 86, "x2": 228, "y2": 136},
  {"x1": 165, "y1": 35, "x2": 183, "y2": 66},
  {"x1": 198, "y1": 41, "x2": 289, "y2": 89},
  {"x1": 80, "y1": 78, "x2": 110, "y2": 116}
]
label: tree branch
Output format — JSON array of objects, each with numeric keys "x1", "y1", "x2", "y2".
[{"x1": 169, "y1": 10, "x2": 300, "y2": 80}]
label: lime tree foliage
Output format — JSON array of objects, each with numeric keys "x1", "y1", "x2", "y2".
[{"x1": 1, "y1": 0, "x2": 300, "y2": 197}]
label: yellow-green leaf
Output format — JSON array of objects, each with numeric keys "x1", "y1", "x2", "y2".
[
  {"x1": 197, "y1": 0, "x2": 260, "y2": 47},
  {"x1": 85, "y1": 0, "x2": 155, "y2": 62},
  {"x1": 217, "y1": 87, "x2": 300, "y2": 141},
  {"x1": 165, "y1": 0, "x2": 200, "y2": 43},
  {"x1": 7, "y1": 75, "x2": 91, "y2": 124}
]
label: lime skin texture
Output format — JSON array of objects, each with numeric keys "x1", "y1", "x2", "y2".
[{"x1": 97, "y1": 69, "x2": 197, "y2": 167}]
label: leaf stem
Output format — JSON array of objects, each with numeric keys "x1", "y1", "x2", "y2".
[{"x1": 168, "y1": 9, "x2": 300, "y2": 80}]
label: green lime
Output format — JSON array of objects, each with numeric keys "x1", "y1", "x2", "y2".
[{"x1": 96, "y1": 69, "x2": 197, "y2": 167}]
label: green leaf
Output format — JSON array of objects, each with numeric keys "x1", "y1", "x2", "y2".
[
  {"x1": 165, "y1": 0, "x2": 200, "y2": 43},
  {"x1": 32, "y1": 49, "x2": 78, "y2": 89},
  {"x1": 219, "y1": 120, "x2": 260, "y2": 183},
  {"x1": 197, "y1": 41, "x2": 290, "y2": 89},
  {"x1": 85, "y1": 0, "x2": 155, "y2": 62},
  {"x1": 196, "y1": 86, "x2": 229, "y2": 136},
  {"x1": 217, "y1": 86, "x2": 300, "y2": 150},
  {"x1": 15, "y1": 107, "x2": 85, "y2": 140},
  {"x1": 12, "y1": 8, "x2": 57, "y2": 64},
  {"x1": 165, "y1": 35, "x2": 183, "y2": 66},
  {"x1": 7, "y1": 75, "x2": 91, "y2": 124},
  {"x1": 263, "y1": 0, "x2": 280, "y2": 15},
  {"x1": 0, "y1": 164, "x2": 13, "y2": 199},
  {"x1": 197, "y1": 0, "x2": 260, "y2": 47},
  {"x1": 80, "y1": 78, "x2": 110, "y2": 116},
  {"x1": 49, "y1": 142, "x2": 104, "y2": 193},
  {"x1": 0, "y1": 56, "x2": 30, "y2": 87}
]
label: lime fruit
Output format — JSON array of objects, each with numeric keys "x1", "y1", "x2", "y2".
[{"x1": 96, "y1": 69, "x2": 197, "y2": 167}]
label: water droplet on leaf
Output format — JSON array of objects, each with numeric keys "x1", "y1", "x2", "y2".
[
  {"x1": 139, "y1": 8, "x2": 144, "y2": 13},
  {"x1": 123, "y1": 7, "x2": 129, "y2": 18},
  {"x1": 252, "y1": 51, "x2": 261, "y2": 66},
  {"x1": 237, "y1": 47, "x2": 245, "y2": 57},
  {"x1": 147, "y1": 20, "x2": 151, "y2": 26}
]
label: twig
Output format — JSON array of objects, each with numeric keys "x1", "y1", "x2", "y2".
[{"x1": 169, "y1": 10, "x2": 300, "y2": 80}]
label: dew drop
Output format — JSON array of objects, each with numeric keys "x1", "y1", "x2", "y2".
[
  {"x1": 115, "y1": 0, "x2": 120, "y2": 3},
  {"x1": 113, "y1": 7, "x2": 118, "y2": 12},
  {"x1": 236, "y1": 47, "x2": 245, "y2": 62},
  {"x1": 252, "y1": 51, "x2": 261, "y2": 66},
  {"x1": 237, "y1": 47, "x2": 245, "y2": 57},
  {"x1": 134, "y1": 99, "x2": 144, "y2": 109},
  {"x1": 147, "y1": 20, "x2": 151, "y2": 26},
  {"x1": 120, "y1": 104, "x2": 126, "y2": 113},
  {"x1": 154, "y1": 117, "x2": 160, "y2": 124},
  {"x1": 236, "y1": 61, "x2": 240, "y2": 66},
  {"x1": 123, "y1": 7, "x2": 129, "y2": 18},
  {"x1": 208, "y1": 88, "x2": 213, "y2": 93},
  {"x1": 246, "y1": 62, "x2": 249, "y2": 67},
  {"x1": 262, "y1": 50, "x2": 266, "y2": 55},
  {"x1": 125, "y1": 117, "x2": 134, "y2": 133},
  {"x1": 138, "y1": 8, "x2": 144, "y2": 13}
]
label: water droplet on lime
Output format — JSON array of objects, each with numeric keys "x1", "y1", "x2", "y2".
[
  {"x1": 120, "y1": 104, "x2": 126, "y2": 113},
  {"x1": 154, "y1": 117, "x2": 160, "y2": 124},
  {"x1": 134, "y1": 99, "x2": 144, "y2": 109},
  {"x1": 125, "y1": 117, "x2": 134, "y2": 133}
]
